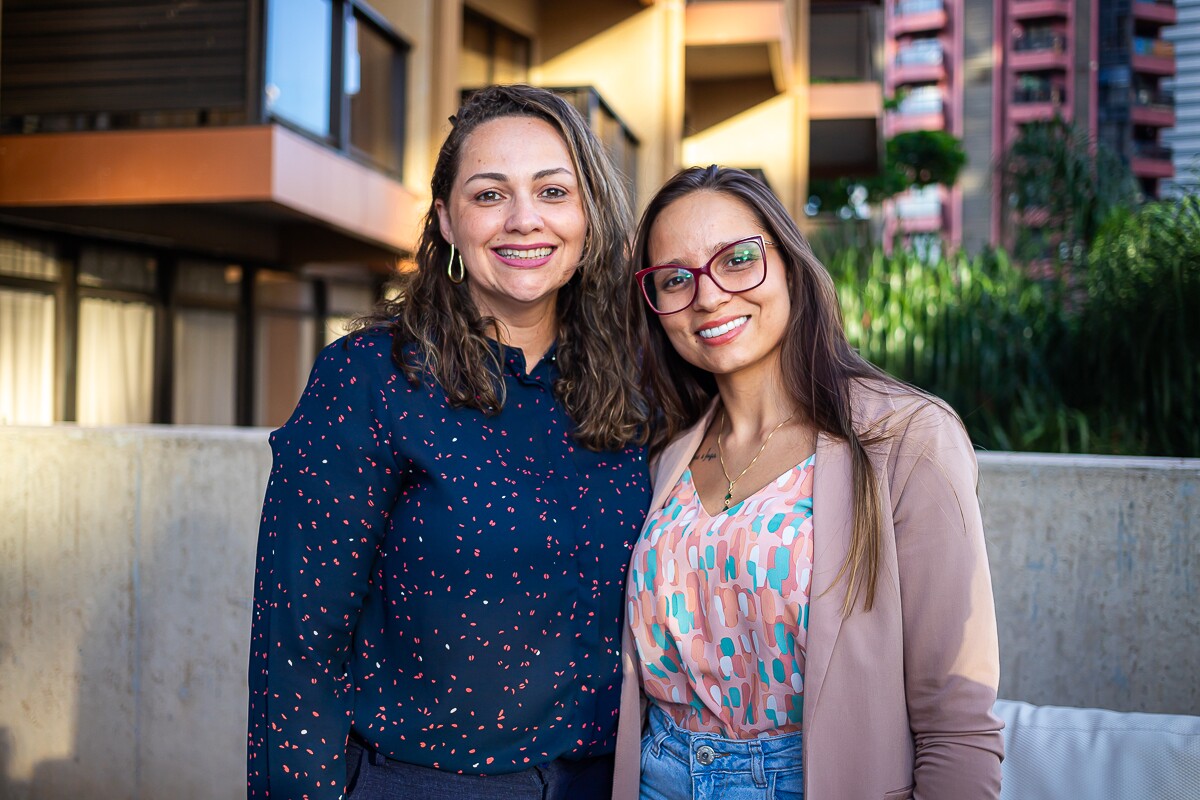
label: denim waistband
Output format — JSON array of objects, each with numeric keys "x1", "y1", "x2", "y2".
[{"x1": 646, "y1": 702, "x2": 804, "y2": 773}]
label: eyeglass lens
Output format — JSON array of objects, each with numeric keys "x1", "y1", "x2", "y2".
[{"x1": 642, "y1": 239, "x2": 766, "y2": 314}]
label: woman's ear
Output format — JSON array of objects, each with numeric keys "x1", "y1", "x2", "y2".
[{"x1": 435, "y1": 199, "x2": 453, "y2": 246}]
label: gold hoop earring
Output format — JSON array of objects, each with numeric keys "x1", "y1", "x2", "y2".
[{"x1": 447, "y1": 244, "x2": 466, "y2": 284}]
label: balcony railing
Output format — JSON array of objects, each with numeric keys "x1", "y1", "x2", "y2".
[
  {"x1": 897, "y1": 0, "x2": 944, "y2": 15},
  {"x1": 1014, "y1": 85, "x2": 1065, "y2": 104},
  {"x1": 1014, "y1": 31, "x2": 1067, "y2": 53},
  {"x1": 896, "y1": 94, "x2": 944, "y2": 114},
  {"x1": 1134, "y1": 87, "x2": 1175, "y2": 109},
  {"x1": 895, "y1": 195, "x2": 942, "y2": 219},
  {"x1": 1134, "y1": 37, "x2": 1176, "y2": 57},
  {"x1": 1133, "y1": 141, "x2": 1173, "y2": 160},
  {"x1": 896, "y1": 42, "x2": 943, "y2": 66}
]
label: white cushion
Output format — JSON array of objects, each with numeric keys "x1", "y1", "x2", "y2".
[{"x1": 994, "y1": 699, "x2": 1200, "y2": 800}]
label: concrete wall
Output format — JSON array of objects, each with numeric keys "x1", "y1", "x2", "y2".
[
  {"x1": 1, "y1": 428, "x2": 1197, "y2": 798},
  {"x1": 978, "y1": 451, "x2": 1199, "y2": 715}
]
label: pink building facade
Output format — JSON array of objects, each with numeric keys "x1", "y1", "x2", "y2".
[{"x1": 883, "y1": 0, "x2": 1176, "y2": 251}]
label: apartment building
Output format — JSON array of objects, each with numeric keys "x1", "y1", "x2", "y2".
[
  {"x1": 884, "y1": 0, "x2": 1176, "y2": 252},
  {"x1": 0, "y1": 0, "x2": 883, "y2": 429},
  {"x1": 1165, "y1": 0, "x2": 1200, "y2": 193}
]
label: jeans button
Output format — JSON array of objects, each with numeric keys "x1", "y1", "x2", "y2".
[{"x1": 696, "y1": 744, "x2": 716, "y2": 765}]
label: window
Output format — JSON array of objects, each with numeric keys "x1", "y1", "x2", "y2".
[
  {"x1": 173, "y1": 261, "x2": 242, "y2": 426},
  {"x1": 255, "y1": 270, "x2": 318, "y2": 428},
  {"x1": 461, "y1": 10, "x2": 532, "y2": 87},
  {"x1": 347, "y1": 11, "x2": 407, "y2": 174},
  {"x1": 265, "y1": 0, "x2": 409, "y2": 176},
  {"x1": 265, "y1": 0, "x2": 334, "y2": 138},
  {"x1": 0, "y1": 227, "x2": 382, "y2": 429},
  {"x1": 0, "y1": 235, "x2": 59, "y2": 425}
]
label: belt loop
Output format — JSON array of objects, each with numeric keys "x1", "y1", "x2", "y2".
[
  {"x1": 369, "y1": 745, "x2": 388, "y2": 767},
  {"x1": 750, "y1": 740, "x2": 766, "y2": 787},
  {"x1": 651, "y1": 728, "x2": 671, "y2": 757}
]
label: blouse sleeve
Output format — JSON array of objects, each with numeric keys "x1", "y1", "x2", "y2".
[
  {"x1": 247, "y1": 338, "x2": 402, "y2": 799},
  {"x1": 888, "y1": 402, "x2": 1004, "y2": 799}
]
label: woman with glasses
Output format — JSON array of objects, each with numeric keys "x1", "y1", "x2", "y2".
[
  {"x1": 612, "y1": 166, "x2": 1003, "y2": 800},
  {"x1": 246, "y1": 85, "x2": 649, "y2": 800}
]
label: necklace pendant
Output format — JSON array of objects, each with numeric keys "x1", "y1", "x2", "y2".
[{"x1": 723, "y1": 487, "x2": 734, "y2": 510}]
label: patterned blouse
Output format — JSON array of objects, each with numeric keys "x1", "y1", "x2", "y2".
[
  {"x1": 627, "y1": 455, "x2": 816, "y2": 738},
  {"x1": 247, "y1": 328, "x2": 650, "y2": 798}
]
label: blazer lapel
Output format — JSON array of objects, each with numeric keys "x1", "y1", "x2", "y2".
[
  {"x1": 803, "y1": 430, "x2": 853, "y2": 731},
  {"x1": 646, "y1": 405, "x2": 717, "y2": 516}
]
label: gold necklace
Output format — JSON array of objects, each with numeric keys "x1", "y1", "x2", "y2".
[{"x1": 716, "y1": 408, "x2": 797, "y2": 510}]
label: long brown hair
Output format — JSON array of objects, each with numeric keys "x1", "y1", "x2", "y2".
[
  {"x1": 357, "y1": 85, "x2": 647, "y2": 451},
  {"x1": 632, "y1": 166, "x2": 907, "y2": 614}
]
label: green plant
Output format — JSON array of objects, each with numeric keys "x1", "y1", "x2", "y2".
[
  {"x1": 1000, "y1": 117, "x2": 1137, "y2": 267},
  {"x1": 1066, "y1": 195, "x2": 1200, "y2": 456}
]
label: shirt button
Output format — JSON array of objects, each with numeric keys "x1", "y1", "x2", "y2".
[{"x1": 696, "y1": 744, "x2": 717, "y2": 765}]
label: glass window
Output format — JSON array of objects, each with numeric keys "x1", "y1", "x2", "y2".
[
  {"x1": 256, "y1": 314, "x2": 316, "y2": 428},
  {"x1": 79, "y1": 247, "x2": 156, "y2": 292},
  {"x1": 324, "y1": 282, "x2": 375, "y2": 344},
  {"x1": 0, "y1": 237, "x2": 62, "y2": 280},
  {"x1": 0, "y1": 289, "x2": 56, "y2": 425},
  {"x1": 461, "y1": 10, "x2": 531, "y2": 87},
  {"x1": 177, "y1": 260, "x2": 242, "y2": 303},
  {"x1": 76, "y1": 297, "x2": 155, "y2": 425},
  {"x1": 348, "y1": 14, "x2": 404, "y2": 174},
  {"x1": 265, "y1": 0, "x2": 333, "y2": 137},
  {"x1": 255, "y1": 269, "x2": 317, "y2": 427},
  {"x1": 174, "y1": 309, "x2": 238, "y2": 426}
]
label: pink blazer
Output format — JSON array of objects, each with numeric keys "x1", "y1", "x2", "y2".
[{"x1": 612, "y1": 384, "x2": 1004, "y2": 800}]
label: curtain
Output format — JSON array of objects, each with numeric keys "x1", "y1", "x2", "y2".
[
  {"x1": 174, "y1": 309, "x2": 237, "y2": 425},
  {"x1": 0, "y1": 289, "x2": 56, "y2": 425},
  {"x1": 76, "y1": 298, "x2": 154, "y2": 425},
  {"x1": 255, "y1": 314, "x2": 316, "y2": 428}
]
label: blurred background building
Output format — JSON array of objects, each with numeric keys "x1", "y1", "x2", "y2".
[
  {"x1": 0, "y1": 0, "x2": 884, "y2": 429},
  {"x1": 883, "y1": 0, "x2": 1179, "y2": 252},
  {"x1": 0, "y1": 0, "x2": 1180, "y2": 430}
]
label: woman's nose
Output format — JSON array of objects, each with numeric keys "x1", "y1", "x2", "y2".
[{"x1": 505, "y1": 195, "x2": 544, "y2": 233}]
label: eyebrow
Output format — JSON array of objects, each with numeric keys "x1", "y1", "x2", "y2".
[
  {"x1": 655, "y1": 238, "x2": 756, "y2": 267},
  {"x1": 463, "y1": 167, "x2": 574, "y2": 184}
]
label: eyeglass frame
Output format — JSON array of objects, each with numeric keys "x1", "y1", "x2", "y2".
[{"x1": 634, "y1": 235, "x2": 774, "y2": 316}]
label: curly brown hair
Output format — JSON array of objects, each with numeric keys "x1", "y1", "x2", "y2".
[{"x1": 356, "y1": 85, "x2": 647, "y2": 451}]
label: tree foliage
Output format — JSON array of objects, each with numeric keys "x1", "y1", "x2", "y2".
[{"x1": 999, "y1": 117, "x2": 1137, "y2": 265}]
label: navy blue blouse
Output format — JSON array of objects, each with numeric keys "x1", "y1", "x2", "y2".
[{"x1": 246, "y1": 328, "x2": 650, "y2": 798}]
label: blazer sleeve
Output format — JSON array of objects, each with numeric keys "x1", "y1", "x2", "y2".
[
  {"x1": 247, "y1": 338, "x2": 402, "y2": 799},
  {"x1": 887, "y1": 402, "x2": 1004, "y2": 800}
]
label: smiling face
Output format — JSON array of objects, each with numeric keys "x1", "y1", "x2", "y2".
[
  {"x1": 647, "y1": 190, "x2": 792, "y2": 383},
  {"x1": 435, "y1": 115, "x2": 587, "y2": 325}
]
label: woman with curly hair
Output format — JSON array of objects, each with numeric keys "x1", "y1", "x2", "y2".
[
  {"x1": 613, "y1": 166, "x2": 1003, "y2": 800},
  {"x1": 247, "y1": 84, "x2": 649, "y2": 800}
]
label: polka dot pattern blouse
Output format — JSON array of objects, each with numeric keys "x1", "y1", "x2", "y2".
[{"x1": 246, "y1": 329, "x2": 650, "y2": 798}]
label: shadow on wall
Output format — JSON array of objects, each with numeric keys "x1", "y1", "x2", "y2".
[{"x1": 0, "y1": 427, "x2": 269, "y2": 800}]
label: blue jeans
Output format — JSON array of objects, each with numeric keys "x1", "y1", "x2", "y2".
[
  {"x1": 639, "y1": 704, "x2": 804, "y2": 800},
  {"x1": 345, "y1": 737, "x2": 613, "y2": 800}
]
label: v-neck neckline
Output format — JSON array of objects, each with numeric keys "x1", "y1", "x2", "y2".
[{"x1": 682, "y1": 452, "x2": 816, "y2": 520}]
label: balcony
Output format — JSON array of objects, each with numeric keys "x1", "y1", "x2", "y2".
[
  {"x1": 892, "y1": 0, "x2": 947, "y2": 35},
  {"x1": 685, "y1": 0, "x2": 794, "y2": 91},
  {"x1": 1131, "y1": 141, "x2": 1175, "y2": 178},
  {"x1": 895, "y1": 187, "x2": 944, "y2": 233},
  {"x1": 1012, "y1": 31, "x2": 1070, "y2": 71},
  {"x1": 1131, "y1": 87, "x2": 1176, "y2": 127},
  {"x1": 887, "y1": 90, "x2": 945, "y2": 134},
  {"x1": 1132, "y1": 37, "x2": 1177, "y2": 76},
  {"x1": 1010, "y1": 0, "x2": 1072, "y2": 21},
  {"x1": 1133, "y1": 0, "x2": 1178, "y2": 26},
  {"x1": 893, "y1": 41, "x2": 945, "y2": 84},
  {"x1": 1011, "y1": 85, "x2": 1067, "y2": 122}
]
